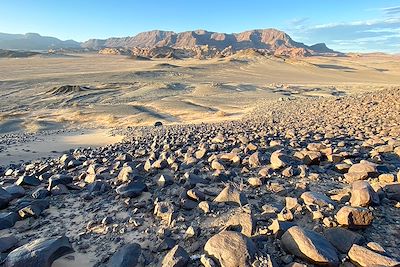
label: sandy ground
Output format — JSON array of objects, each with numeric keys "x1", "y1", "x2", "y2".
[
  {"x1": 0, "y1": 129, "x2": 124, "y2": 166},
  {"x1": 1, "y1": 53, "x2": 399, "y2": 134}
]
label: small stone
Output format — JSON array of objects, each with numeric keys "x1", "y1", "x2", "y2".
[
  {"x1": 198, "y1": 201, "x2": 210, "y2": 213},
  {"x1": 154, "y1": 201, "x2": 175, "y2": 225},
  {"x1": 301, "y1": 191, "x2": 335, "y2": 208},
  {"x1": 248, "y1": 177, "x2": 262, "y2": 187}
]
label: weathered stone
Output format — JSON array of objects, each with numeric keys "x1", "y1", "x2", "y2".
[
  {"x1": 348, "y1": 244, "x2": 399, "y2": 267},
  {"x1": 349, "y1": 181, "x2": 379, "y2": 207},
  {"x1": 161, "y1": 245, "x2": 189, "y2": 267},
  {"x1": 224, "y1": 210, "x2": 255, "y2": 237},
  {"x1": 3, "y1": 185, "x2": 25, "y2": 199},
  {"x1": 18, "y1": 199, "x2": 50, "y2": 218},
  {"x1": 281, "y1": 226, "x2": 339, "y2": 266},
  {"x1": 198, "y1": 201, "x2": 210, "y2": 213},
  {"x1": 4, "y1": 236, "x2": 73, "y2": 267},
  {"x1": 16, "y1": 175, "x2": 41, "y2": 186},
  {"x1": 187, "y1": 188, "x2": 205, "y2": 201},
  {"x1": 344, "y1": 161, "x2": 377, "y2": 182},
  {"x1": 116, "y1": 181, "x2": 147, "y2": 198},
  {"x1": 336, "y1": 206, "x2": 373, "y2": 228},
  {"x1": 270, "y1": 150, "x2": 291, "y2": 169},
  {"x1": 214, "y1": 184, "x2": 247, "y2": 206},
  {"x1": 268, "y1": 219, "x2": 296, "y2": 238},
  {"x1": 211, "y1": 159, "x2": 225, "y2": 171},
  {"x1": 0, "y1": 187, "x2": 13, "y2": 209},
  {"x1": 0, "y1": 212, "x2": 19, "y2": 230},
  {"x1": 204, "y1": 231, "x2": 257, "y2": 267},
  {"x1": 324, "y1": 227, "x2": 364, "y2": 253},
  {"x1": 32, "y1": 187, "x2": 50, "y2": 199},
  {"x1": 154, "y1": 201, "x2": 175, "y2": 225},
  {"x1": 157, "y1": 174, "x2": 174, "y2": 187},
  {"x1": 48, "y1": 174, "x2": 73, "y2": 190},
  {"x1": 383, "y1": 182, "x2": 400, "y2": 201},
  {"x1": 248, "y1": 152, "x2": 261, "y2": 167},
  {"x1": 248, "y1": 177, "x2": 262, "y2": 187},
  {"x1": 117, "y1": 166, "x2": 135, "y2": 183},
  {"x1": 0, "y1": 235, "x2": 18, "y2": 253},
  {"x1": 301, "y1": 191, "x2": 335, "y2": 207},
  {"x1": 106, "y1": 243, "x2": 142, "y2": 267}
]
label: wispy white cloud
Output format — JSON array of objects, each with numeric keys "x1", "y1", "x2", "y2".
[
  {"x1": 285, "y1": 15, "x2": 400, "y2": 53},
  {"x1": 381, "y1": 6, "x2": 400, "y2": 15}
]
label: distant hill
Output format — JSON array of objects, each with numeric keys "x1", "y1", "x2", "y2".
[
  {"x1": 0, "y1": 32, "x2": 80, "y2": 51},
  {"x1": 81, "y1": 29, "x2": 341, "y2": 56},
  {"x1": 0, "y1": 29, "x2": 341, "y2": 56}
]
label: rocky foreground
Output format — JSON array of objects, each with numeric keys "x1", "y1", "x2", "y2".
[{"x1": 0, "y1": 88, "x2": 400, "y2": 267}]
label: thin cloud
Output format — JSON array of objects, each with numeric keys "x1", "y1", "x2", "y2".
[
  {"x1": 288, "y1": 17, "x2": 309, "y2": 26},
  {"x1": 286, "y1": 17, "x2": 400, "y2": 53},
  {"x1": 381, "y1": 6, "x2": 400, "y2": 15}
]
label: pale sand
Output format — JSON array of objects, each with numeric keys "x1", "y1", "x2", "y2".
[
  {"x1": 1, "y1": 53, "x2": 399, "y2": 135},
  {"x1": 0, "y1": 129, "x2": 124, "y2": 166}
]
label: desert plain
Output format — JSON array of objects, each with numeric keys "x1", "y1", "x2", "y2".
[{"x1": 0, "y1": 52, "x2": 400, "y2": 267}]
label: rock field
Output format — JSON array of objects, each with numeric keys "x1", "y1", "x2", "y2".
[{"x1": 0, "y1": 88, "x2": 399, "y2": 266}]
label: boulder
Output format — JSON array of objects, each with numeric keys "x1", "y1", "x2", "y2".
[
  {"x1": 324, "y1": 228, "x2": 364, "y2": 253},
  {"x1": 248, "y1": 152, "x2": 261, "y2": 167},
  {"x1": 204, "y1": 231, "x2": 257, "y2": 267},
  {"x1": 161, "y1": 245, "x2": 189, "y2": 267},
  {"x1": 117, "y1": 166, "x2": 135, "y2": 183},
  {"x1": 270, "y1": 150, "x2": 291, "y2": 169},
  {"x1": 48, "y1": 174, "x2": 73, "y2": 190},
  {"x1": 0, "y1": 235, "x2": 18, "y2": 253},
  {"x1": 348, "y1": 244, "x2": 399, "y2": 267},
  {"x1": 224, "y1": 210, "x2": 255, "y2": 237},
  {"x1": 18, "y1": 199, "x2": 50, "y2": 219},
  {"x1": 336, "y1": 206, "x2": 373, "y2": 228},
  {"x1": 16, "y1": 175, "x2": 41, "y2": 186},
  {"x1": 0, "y1": 187, "x2": 13, "y2": 209},
  {"x1": 4, "y1": 236, "x2": 73, "y2": 267},
  {"x1": 383, "y1": 182, "x2": 400, "y2": 201},
  {"x1": 344, "y1": 161, "x2": 377, "y2": 182},
  {"x1": 32, "y1": 187, "x2": 50, "y2": 199},
  {"x1": 214, "y1": 184, "x2": 247, "y2": 206},
  {"x1": 0, "y1": 212, "x2": 19, "y2": 230},
  {"x1": 107, "y1": 243, "x2": 142, "y2": 267},
  {"x1": 281, "y1": 226, "x2": 339, "y2": 266},
  {"x1": 349, "y1": 181, "x2": 379, "y2": 207},
  {"x1": 115, "y1": 181, "x2": 147, "y2": 198},
  {"x1": 3, "y1": 185, "x2": 25, "y2": 198}
]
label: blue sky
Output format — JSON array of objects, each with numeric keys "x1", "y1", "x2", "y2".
[{"x1": 1, "y1": 0, "x2": 400, "y2": 53}]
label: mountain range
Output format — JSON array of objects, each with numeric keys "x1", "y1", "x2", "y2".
[{"x1": 0, "y1": 29, "x2": 339, "y2": 56}]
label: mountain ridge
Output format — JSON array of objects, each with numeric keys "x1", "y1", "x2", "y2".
[{"x1": 0, "y1": 29, "x2": 340, "y2": 56}]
